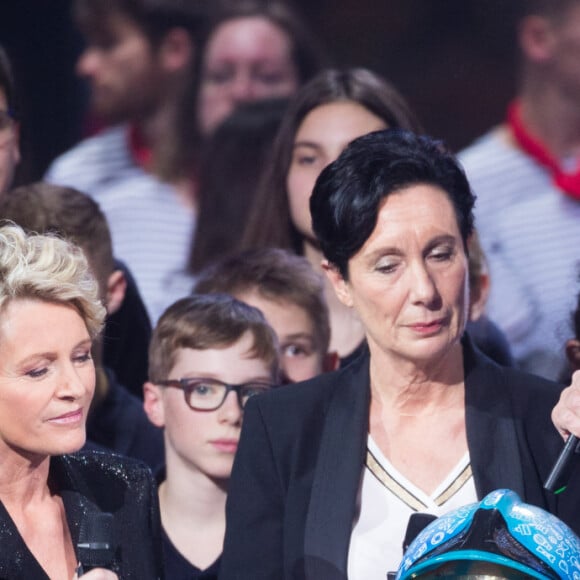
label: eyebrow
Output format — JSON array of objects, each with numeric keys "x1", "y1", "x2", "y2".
[
  {"x1": 17, "y1": 338, "x2": 93, "y2": 366},
  {"x1": 176, "y1": 375, "x2": 274, "y2": 384},
  {"x1": 423, "y1": 234, "x2": 458, "y2": 252},
  {"x1": 365, "y1": 234, "x2": 458, "y2": 262},
  {"x1": 281, "y1": 333, "x2": 315, "y2": 344},
  {"x1": 292, "y1": 141, "x2": 322, "y2": 151}
]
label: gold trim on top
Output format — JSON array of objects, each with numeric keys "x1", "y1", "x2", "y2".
[{"x1": 365, "y1": 449, "x2": 473, "y2": 512}]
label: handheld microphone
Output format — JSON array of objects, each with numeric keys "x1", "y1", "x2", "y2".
[
  {"x1": 76, "y1": 512, "x2": 115, "y2": 575},
  {"x1": 402, "y1": 513, "x2": 437, "y2": 552},
  {"x1": 387, "y1": 513, "x2": 438, "y2": 579},
  {"x1": 544, "y1": 435, "x2": 580, "y2": 494}
]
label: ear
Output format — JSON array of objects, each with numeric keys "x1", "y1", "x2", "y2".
[
  {"x1": 469, "y1": 271, "x2": 490, "y2": 322},
  {"x1": 519, "y1": 15, "x2": 557, "y2": 63},
  {"x1": 106, "y1": 269, "x2": 127, "y2": 315},
  {"x1": 566, "y1": 339, "x2": 580, "y2": 372},
  {"x1": 158, "y1": 27, "x2": 194, "y2": 73},
  {"x1": 321, "y1": 260, "x2": 353, "y2": 308},
  {"x1": 143, "y1": 381, "x2": 166, "y2": 428},
  {"x1": 322, "y1": 350, "x2": 340, "y2": 373}
]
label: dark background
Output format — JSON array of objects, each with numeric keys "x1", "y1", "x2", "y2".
[{"x1": 0, "y1": 0, "x2": 520, "y2": 183}]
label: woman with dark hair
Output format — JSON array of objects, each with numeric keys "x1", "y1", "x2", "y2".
[
  {"x1": 220, "y1": 130, "x2": 580, "y2": 580},
  {"x1": 188, "y1": 98, "x2": 289, "y2": 274},
  {"x1": 195, "y1": 0, "x2": 326, "y2": 136},
  {"x1": 240, "y1": 68, "x2": 422, "y2": 363}
]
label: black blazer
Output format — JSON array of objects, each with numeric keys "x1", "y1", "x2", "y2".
[
  {"x1": 219, "y1": 337, "x2": 580, "y2": 580},
  {"x1": 0, "y1": 451, "x2": 164, "y2": 579}
]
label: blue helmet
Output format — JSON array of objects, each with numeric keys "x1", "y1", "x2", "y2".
[{"x1": 397, "y1": 489, "x2": 580, "y2": 579}]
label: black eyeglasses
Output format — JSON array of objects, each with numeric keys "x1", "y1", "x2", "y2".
[{"x1": 157, "y1": 377, "x2": 275, "y2": 411}]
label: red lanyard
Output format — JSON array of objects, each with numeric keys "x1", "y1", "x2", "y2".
[
  {"x1": 506, "y1": 100, "x2": 580, "y2": 201},
  {"x1": 127, "y1": 124, "x2": 153, "y2": 170}
]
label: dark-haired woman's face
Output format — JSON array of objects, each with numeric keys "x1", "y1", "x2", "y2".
[
  {"x1": 327, "y1": 184, "x2": 469, "y2": 366},
  {"x1": 198, "y1": 16, "x2": 299, "y2": 135},
  {"x1": 286, "y1": 101, "x2": 386, "y2": 244}
]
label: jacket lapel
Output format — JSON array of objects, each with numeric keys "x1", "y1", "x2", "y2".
[
  {"x1": 303, "y1": 353, "x2": 370, "y2": 579},
  {"x1": 463, "y1": 337, "x2": 525, "y2": 498}
]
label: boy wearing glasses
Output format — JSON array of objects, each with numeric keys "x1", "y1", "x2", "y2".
[{"x1": 143, "y1": 293, "x2": 279, "y2": 579}]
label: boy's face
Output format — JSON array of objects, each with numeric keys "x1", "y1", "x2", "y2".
[
  {"x1": 235, "y1": 290, "x2": 324, "y2": 383},
  {"x1": 144, "y1": 331, "x2": 273, "y2": 481}
]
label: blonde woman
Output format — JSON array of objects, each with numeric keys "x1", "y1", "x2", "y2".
[{"x1": 0, "y1": 224, "x2": 162, "y2": 579}]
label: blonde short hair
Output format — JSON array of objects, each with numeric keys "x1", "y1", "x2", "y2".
[{"x1": 0, "y1": 223, "x2": 106, "y2": 338}]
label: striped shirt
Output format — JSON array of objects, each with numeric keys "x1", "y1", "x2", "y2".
[
  {"x1": 45, "y1": 125, "x2": 196, "y2": 323},
  {"x1": 459, "y1": 126, "x2": 580, "y2": 380}
]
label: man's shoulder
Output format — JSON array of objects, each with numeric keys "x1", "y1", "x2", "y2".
[
  {"x1": 45, "y1": 125, "x2": 134, "y2": 195},
  {"x1": 459, "y1": 126, "x2": 511, "y2": 166},
  {"x1": 459, "y1": 125, "x2": 551, "y2": 217}
]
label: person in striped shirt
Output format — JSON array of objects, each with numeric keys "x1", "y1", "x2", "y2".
[{"x1": 459, "y1": 0, "x2": 580, "y2": 380}]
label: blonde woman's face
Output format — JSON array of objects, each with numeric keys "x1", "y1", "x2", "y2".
[
  {"x1": 286, "y1": 101, "x2": 386, "y2": 242},
  {"x1": 0, "y1": 299, "x2": 94, "y2": 460}
]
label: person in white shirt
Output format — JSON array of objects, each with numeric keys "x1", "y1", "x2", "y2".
[
  {"x1": 459, "y1": 0, "x2": 580, "y2": 380},
  {"x1": 45, "y1": 0, "x2": 206, "y2": 322}
]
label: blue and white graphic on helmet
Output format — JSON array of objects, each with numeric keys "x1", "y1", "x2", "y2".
[{"x1": 397, "y1": 489, "x2": 580, "y2": 580}]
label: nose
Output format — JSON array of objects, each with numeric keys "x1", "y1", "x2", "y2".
[
  {"x1": 56, "y1": 363, "x2": 90, "y2": 401},
  {"x1": 229, "y1": 71, "x2": 255, "y2": 102},
  {"x1": 218, "y1": 390, "x2": 243, "y2": 425},
  {"x1": 76, "y1": 47, "x2": 100, "y2": 79},
  {"x1": 408, "y1": 261, "x2": 441, "y2": 307}
]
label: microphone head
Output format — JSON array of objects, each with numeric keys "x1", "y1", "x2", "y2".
[
  {"x1": 77, "y1": 512, "x2": 116, "y2": 569},
  {"x1": 403, "y1": 513, "x2": 437, "y2": 552}
]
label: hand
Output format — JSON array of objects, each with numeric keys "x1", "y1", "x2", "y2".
[
  {"x1": 552, "y1": 370, "x2": 580, "y2": 440},
  {"x1": 72, "y1": 568, "x2": 118, "y2": 580}
]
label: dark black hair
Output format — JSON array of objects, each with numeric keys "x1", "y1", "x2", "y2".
[
  {"x1": 74, "y1": 0, "x2": 208, "y2": 47},
  {"x1": 310, "y1": 129, "x2": 476, "y2": 278},
  {"x1": 240, "y1": 68, "x2": 422, "y2": 254},
  {"x1": 188, "y1": 98, "x2": 288, "y2": 274}
]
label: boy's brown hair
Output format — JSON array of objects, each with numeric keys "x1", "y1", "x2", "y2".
[
  {"x1": 194, "y1": 248, "x2": 331, "y2": 356},
  {"x1": 148, "y1": 293, "x2": 280, "y2": 383}
]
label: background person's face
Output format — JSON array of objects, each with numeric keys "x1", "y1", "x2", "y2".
[
  {"x1": 76, "y1": 13, "x2": 164, "y2": 124},
  {"x1": 197, "y1": 16, "x2": 299, "y2": 135},
  {"x1": 542, "y1": 4, "x2": 580, "y2": 103},
  {"x1": 286, "y1": 101, "x2": 386, "y2": 243},
  {"x1": 235, "y1": 290, "x2": 324, "y2": 383},
  {"x1": 0, "y1": 89, "x2": 19, "y2": 195}
]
